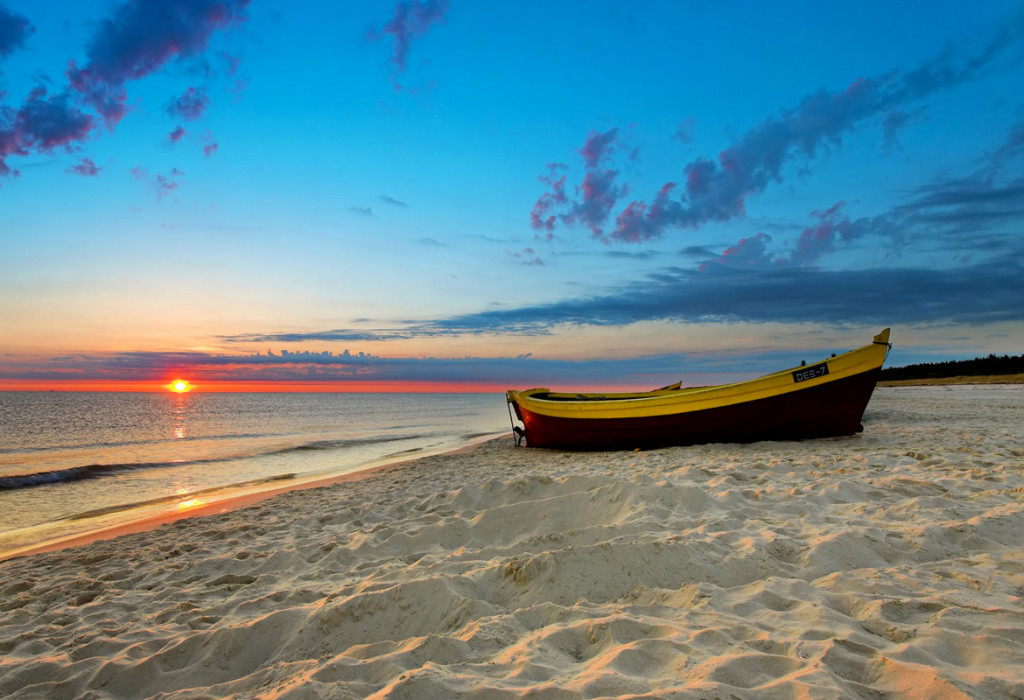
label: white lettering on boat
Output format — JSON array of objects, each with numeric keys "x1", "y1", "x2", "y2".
[{"x1": 792, "y1": 363, "x2": 829, "y2": 383}]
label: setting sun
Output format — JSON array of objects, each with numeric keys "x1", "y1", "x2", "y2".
[{"x1": 171, "y1": 380, "x2": 191, "y2": 393}]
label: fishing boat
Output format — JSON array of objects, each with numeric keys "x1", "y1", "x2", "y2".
[{"x1": 506, "y1": 328, "x2": 891, "y2": 450}]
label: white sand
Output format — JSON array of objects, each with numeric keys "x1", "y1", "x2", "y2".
[{"x1": 1, "y1": 385, "x2": 1023, "y2": 699}]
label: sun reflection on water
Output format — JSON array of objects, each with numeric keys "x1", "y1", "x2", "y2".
[
  {"x1": 171, "y1": 391, "x2": 190, "y2": 440},
  {"x1": 176, "y1": 497, "x2": 205, "y2": 512}
]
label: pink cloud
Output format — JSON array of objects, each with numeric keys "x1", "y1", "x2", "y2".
[
  {"x1": 722, "y1": 233, "x2": 773, "y2": 263},
  {"x1": 166, "y1": 86, "x2": 210, "y2": 121},
  {"x1": 579, "y1": 128, "x2": 619, "y2": 168},
  {"x1": 530, "y1": 163, "x2": 568, "y2": 235},
  {"x1": 202, "y1": 129, "x2": 217, "y2": 156},
  {"x1": 370, "y1": 0, "x2": 449, "y2": 86},
  {"x1": 699, "y1": 232, "x2": 776, "y2": 271},
  {"x1": 529, "y1": 129, "x2": 629, "y2": 238},
  {"x1": 789, "y1": 201, "x2": 864, "y2": 265},
  {"x1": 611, "y1": 184, "x2": 680, "y2": 243},
  {"x1": 573, "y1": 29, "x2": 1020, "y2": 243},
  {"x1": 508, "y1": 247, "x2": 544, "y2": 266},
  {"x1": 132, "y1": 165, "x2": 183, "y2": 199},
  {"x1": 3, "y1": 0, "x2": 248, "y2": 185},
  {"x1": 699, "y1": 202, "x2": 874, "y2": 271},
  {"x1": 16, "y1": 87, "x2": 94, "y2": 152},
  {"x1": 67, "y1": 157, "x2": 100, "y2": 176},
  {"x1": 567, "y1": 169, "x2": 627, "y2": 238},
  {"x1": 2, "y1": 87, "x2": 94, "y2": 177},
  {"x1": 169, "y1": 125, "x2": 186, "y2": 143},
  {"x1": 67, "y1": 0, "x2": 249, "y2": 126}
]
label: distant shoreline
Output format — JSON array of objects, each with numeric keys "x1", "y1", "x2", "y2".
[{"x1": 879, "y1": 373, "x2": 1024, "y2": 386}]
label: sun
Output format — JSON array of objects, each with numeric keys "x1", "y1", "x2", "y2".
[{"x1": 170, "y1": 379, "x2": 191, "y2": 393}]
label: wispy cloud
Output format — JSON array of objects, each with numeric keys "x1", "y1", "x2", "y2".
[
  {"x1": 68, "y1": 0, "x2": 249, "y2": 126},
  {"x1": 131, "y1": 165, "x2": 183, "y2": 199},
  {"x1": 0, "y1": 346, "x2": 780, "y2": 389},
  {"x1": 532, "y1": 22, "x2": 1024, "y2": 243},
  {"x1": 674, "y1": 118, "x2": 695, "y2": 143},
  {"x1": 369, "y1": 0, "x2": 449, "y2": 88},
  {"x1": 507, "y1": 247, "x2": 544, "y2": 266},
  {"x1": 432, "y1": 259, "x2": 1024, "y2": 332},
  {"x1": 787, "y1": 202, "x2": 862, "y2": 266},
  {"x1": 531, "y1": 129, "x2": 628, "y2": 240},
  {"x1": 529, "y1": 162, "x2": 568, "y2": 235},
  {"x1": 2, "y1": 86, "x2": 94, "y2": 181},
  {"x1": 0, "y1": 4, "x2": 32, "y2": 59},
  {"x1": 201, "y1": 130, "x2": 218, "y2": 156},
  {"x1": 166, "y1": 86, "x2": 210, "y2": 121},
  {"x1": 1, "y1": 0, "x2": 248, "y2": 184},
  {"x1": 224, "y1": 329, "x2": 415, "y2": 343},
  {"x1": 699, "y1": 140, "x2": 1023, "y2": 272},
  {"x1": 67, "y1": 157, "x2": 100, "y2": 176},
  {"x1": 216, "y1": 256, "x2": 1024, "y2": 343},
  {"x1": 8, "y1": 87, "x2": 93, "y2": 152},
  {"x1": 988, "y1": 119, "x2": 1024, "y2": 175},
  {"x1": 897, "y1": 178, "x2": 1024, "y2": 232},
  {"x1": 225, "y1": 161, "x2": 1024, "y2": 341},
  {"x1": 579, "y1": 127, "x2": 620, "y2": 168}
]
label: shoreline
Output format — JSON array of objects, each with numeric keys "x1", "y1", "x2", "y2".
[
  {"x1": 3, "y1": 379, "x2": 1018, "y2": 560},
  {"x1": 2, "y1": 386, "x2": 1023, "y2": 698},
  {"x1": 0, "y1": 431, "x2": 507, "y2": 563},
  {"x1": 2, "y1": 378, "x2": 1017, "y2": 561}
]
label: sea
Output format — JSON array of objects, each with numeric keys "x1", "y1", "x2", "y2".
[{"x1": 0, "y1": 391, "x2": 511, "y2": 557}]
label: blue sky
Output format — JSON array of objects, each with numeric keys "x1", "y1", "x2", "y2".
[{"x1": 1, "y1": 1, "x2": 1022, "y2": 390}]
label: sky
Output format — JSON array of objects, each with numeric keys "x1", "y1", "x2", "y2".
[{"x1": 1, "y1": 1, "x2": 1023, "y2": 392}]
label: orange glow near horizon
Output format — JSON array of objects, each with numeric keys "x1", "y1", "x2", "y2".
[{"x1": 0, "y1": 377, "x2": 731, "y2": 393}]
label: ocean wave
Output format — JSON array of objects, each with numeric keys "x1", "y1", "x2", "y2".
[
  {"x1": 0, "y1": 432, "x2": 285, "y2": 456},
  {"x1": 0, "y1": 434, "x2": 421, "y2": 491},
  {"x1": 64, "y1": 473, "x2": 298, "y2": 522}
]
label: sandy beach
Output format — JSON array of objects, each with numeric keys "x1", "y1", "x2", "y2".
[{"x1": 1, "y1": 385, "x2": 1023, "y2": 698}]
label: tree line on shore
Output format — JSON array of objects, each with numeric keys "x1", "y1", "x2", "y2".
[{"x1": 880, "y1": 353, "x2": 1024, "y2": 381}]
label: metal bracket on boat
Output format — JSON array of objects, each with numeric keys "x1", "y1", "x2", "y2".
[
  {"x1": 512, "y1": 426, "x2": 526, "y2": 446},
  {"x1": 506, "y1": 397, "x2": 526, "y2": 446}
]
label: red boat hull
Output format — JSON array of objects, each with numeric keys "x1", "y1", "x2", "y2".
[{"x1": 512, "y1": 368, "x2": 882, "y2": 450}]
